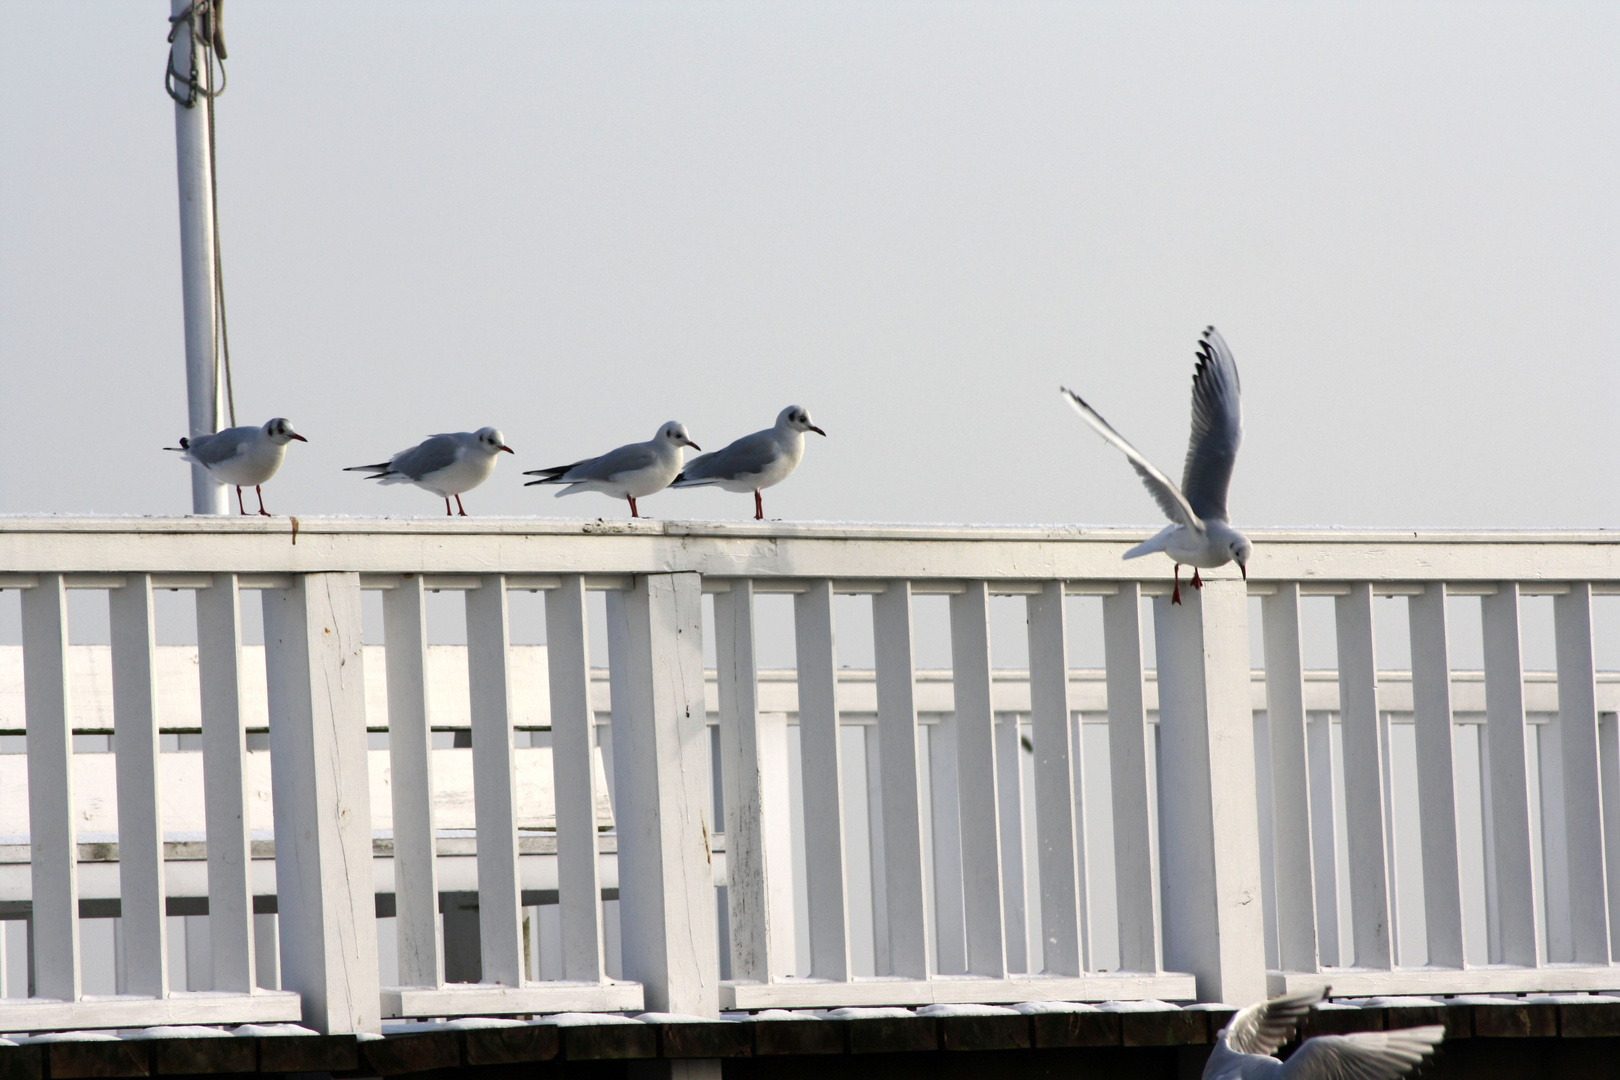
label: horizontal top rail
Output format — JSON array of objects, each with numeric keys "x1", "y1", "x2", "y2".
[{"x1": 0, "y1": 518, "x2": 1617, "y2": 582}]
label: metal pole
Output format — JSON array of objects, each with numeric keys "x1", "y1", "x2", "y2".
[{"x1": 170, "y1": 1, "x2": 227, "y2": 514}]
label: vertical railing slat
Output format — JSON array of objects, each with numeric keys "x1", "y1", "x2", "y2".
[
  {"x1": 1599, "y1": 713, "x2": 1620, "y2": 959},
  {"x1": 1407, "y1": 584, "x2": 1467, "y2": 969},
  {"x1": 1027, "y1": 581, "x2": 1084, "y2": 976},
  {"x1": 1480, "y1": 584, "x2": 1542, "y2": 967},
  {"x1": 928, "y1": 713, "x2": 967, "y2": 974},
  {"x1": 1553, "y1": 584, "x2": 1611, "y2": 963},
  {"x1": 110, "y1": 574, "x2": 169, "y2": 998},
  {"x1": 546, "y1": 574, "x2": 606, "y2": 982},
  {"x1": 872, "y1": 581, "x2": 930, "y2": 979},
  {"x1": 994, "y1": 713, "x2": 1028, "y2": 972},
  {"x1": 1102, "y1": 584, "x2": 1160, "y2": 974},
  {"x1": 794, "y1": 579, "x2": 850, "y2": 981},
  {"x1": 382, "y1": 576, "x2": 441, "y2": 988},
  {"x1": 21, "y1": 574, "x2": 79, "y2": 1003},
  {"x1": 1335, "y1": 583, "x2": 1393, "y2": 970},
  {"x1": 948, "y1": 582, "x2": 1007, "y2": 978},
  {"x1": 1260, "y1": 584, "x2": 1319, "y2": 973},
  {"x1": 466, "y1": 575, "x2": 525, "y2": 986},
  {"x1": 863, "y1": 724, "x2": 891, "y2": 975},
  {"x1": 1305, "y1": 713, "x2": 1341, "y2": 967}
]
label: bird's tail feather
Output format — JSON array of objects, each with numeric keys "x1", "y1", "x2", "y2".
[
  {"x1": 344, "y1": 463, "x2": 392, "y2": 474},
  {"x1": 1124, "y1": 533, "x2": 1171, "y2": 560}
]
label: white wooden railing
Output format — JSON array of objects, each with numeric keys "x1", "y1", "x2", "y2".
[{"x1": 0, "y1": 520, "x2": 1616, "y2": 1033}]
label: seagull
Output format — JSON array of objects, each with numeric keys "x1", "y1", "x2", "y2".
[
  {"x1": 345, "y1": 427, "x2": 513, "y2": 516},
  {"x1": 165, "y1": 418, "x2": 307, "y2": 516},
  {"x1": 671, "y1": 405, "x2": 825, "y2": 520},
  {"x1": 523, "y1": 422, "x2": 699, "y2": 518},
  {"x1": 1062, "y1": 325, "x2": 1251, "y2": 604},
  {"x1": 1203, "y1": 987, "x2": 1443, "y2": 1079}
]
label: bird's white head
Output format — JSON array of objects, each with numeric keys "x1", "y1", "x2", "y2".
[
  {"x1": 778, "y1": 405, "x2": 826, "y2": 436},
  {"x1": 1230, "y1": 534, "x2": 1252, "y2": 580},
  {"x1": 475, "y1": 427, "x2": 515, "y2": 455},
  {"x1": 263, "y1": 418, "x2": 308, "y2": 444},
  {"x1": 659, "y1": 421, "x2": 701, "y2": 452}
]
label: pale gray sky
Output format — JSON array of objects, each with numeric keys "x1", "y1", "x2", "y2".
[{"x1": 2, "y1": 2, "x2": 1616, "y2": 528}]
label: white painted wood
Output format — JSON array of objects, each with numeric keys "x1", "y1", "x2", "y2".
[
  {"x1": 21, "y1": 573, "x2": 79, "y2": 1002},
  {"x1": 381, "y1": 575, "x2": 441, "y2": 988},
  {"x1": 546, "y1": 573, "x2": 606, "y2": 982},
  {"x1": 606, "y1": 573, "x2": 720, "y2": 1016},
  {"x1": 254, "y1": 913, "x2": 279, "y2": 989},
  {"x1": 0, "y1": 988, "x2": 300, "y2": 1030},
  {"x1": 1268, "y1": 963, "x2": 1620, "y2": 998},
  {"x1": 1334, "y1": 584, "x2": 1392, "y2": 970},
  {"x1": 872, "y1": 581, "x2": 930, "y2": 979},
  {"x1": 1026, "y1": 581, "x2": 1084, "y2": 977},
  {"x1": 1260, "y1": 584, "x2": 1318, "y2": 973},
  {"x1": 994, "y1": 712, "x2": 1029, "y2": 973},
  {"x1": 1102, "y1": 584, "x2": 1160, "y2": 974},
  {"x1": 719, "y1": 970, "x2": 1197, "y2": 1009},
  {"x1": 261, "y1": 572, "x2": 380, "y2": 1033},
  {"x1": 1553, "y1": 584, "x2": 1611, "y2": 963},
  {"x1": 382, "y1": 980, "x2": 643, "y2": 1019},
  {"x1": 1538, "y1": 715, "x2": 1572, "y2": 962},
  {"x1": 1600, "y1": 713, "x2": 1620, "y2": 959},
  {"x1": 1406, "y1": 584, "x2": 1466, "y2": 969},
  {"x1": 465, "y1": 574, "x2": 525, "y2": 986},
  {"x1": 108, "y1": 573, "x2": 168, "y2": 998},
  {"x1": 927, "y1": 712, "x2": 967, "y2": 975},
  {"x1": 1305, "y1": 713, "x2": 1341, "y2": 967},
  {"x1": 948, "y1": 582, "x2": 1007, "y2": 978},
  {"x1": 793, "y1": 579, "x2": 850, "y2": 981},
  {"x1": 863, "y1": 720, "x2": 891, "y2": 975},
  {"x1": 1152, "y1": 579, "x2": 1266, "y2": 1005},
  {"x1": 1479, "y1": 583, "x2": 1541, "y2": 967}
]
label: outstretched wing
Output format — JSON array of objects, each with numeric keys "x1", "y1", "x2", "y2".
[
  {"x1": 1224, "y1": 987, "x2": 1326, "y2": 1058},
  {"x1": 1180, "y1": 326, "x2": 1243, "y2": 522},
  {"x1": 674, "y1": 429, "x2": 779, "y2": 485},
  {"x1": 1061, "y1": 387, "x2": 1203, "y2": 532},
  {"x1": 1280, "y1": 1026, "x2": 1445, "y2": 1080},
  {"x1": 388, "y1": 434, "x2": 465, "y2": 481}
]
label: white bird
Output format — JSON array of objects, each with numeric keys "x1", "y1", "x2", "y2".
[
  {"x1": 523, "y1": 421, "x2": 700, "y2": 518},
  {"x1": 165, "y1": 418, "x2": 307, "y2": 516},
  {"x1": 345, "y1": 427, "x2": 513, "y2": 516},
  {"x1": 1203, "y1": 987, "x2": 1443, "y2": 1079},
  {"x1": 671, "y1": 405, "x2": 826, "y2": 520},
  {"x1": 1062, "y1": 325, "x2": 1251, "y2": 604}
]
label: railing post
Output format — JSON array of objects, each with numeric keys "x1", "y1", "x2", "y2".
[
  {"x1": 794, "y1": 580, "x2": 851, "y2": 981},
  {"x1": 1027, "y1": 581, "x2": 1085, "y2": 977},
  {"x1": 1552, "y1": 584, "x2": 1611, "y2": 963},
  {"x1": 1103, "y1": 583, "x2": 1161, "y2": 974},
  {"x1": 262, "y1": 573, "x2": 380, "y2": 1033},
  {"x1": 606, "y1": 573, "x2": 720, "y2": 1016},
  {"x1": 1260, "y1": 584, "x2": 1319, "y2": 974},
  {"x1": 872, "y1": 581, "x2": 930, "y2": 979},
  {"x1": 1408, "y1": 584, "x2": 1467, "y2": 968},
  {"x1": 1152, "y1": 578, "x2": 1266, "y2": 1004},
  {"x1": 1335, "y1": 583, "x2": 1394, "y2": 969},
  {"x1": 949, "y1": 582, "x2": 1007, "y2": 978},
  {"x1": 1480, "y1": 584, "x2": 1541, "y2": 967}
]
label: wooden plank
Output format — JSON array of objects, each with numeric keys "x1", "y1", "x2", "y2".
[
  {"x1": 108, "y1": 573, "x2": 168, "y2": 997},
  {"x1": 545, "y1": 574, "x2": 606, "y2": 982},
  {"x1": 928, "y1": 712, "x2": 968, "y2": 975},
  {"x1": 872, "y1": 581, "x2": 929, "y2": 979},
  {"x1": 995, "y1": 713, "x2": 1029, "y2": 973},
  {"x1": 1553, "y1": 584, "x2": 1610, "y2": 963},
  {"x1": 1480, "y1": 584, "x2": 1541, "y2": 967},
  {"x1": 1260, "y1": 584, "x2": 1319, "y2": 973},
  {"x1": 863, "y1": 719, "x2": 890, "y2": 975},
  {"x1": 261, "y1": 572, "x2": 380, "y2": 1033},
  {"x1": 1600, "y1": 714, "x2": 1620, "y2": 959},
  {"x1": 1267, "y1": 963, "x2": 1620, "y2": 997},
  {"x1": 1406, "y1": 584, "x2": 1466, "y2": 969},
  {"x1": 381, "y1": 575, "x2": 441, "y2": 988},
  {"x1": 0, "y1": 988, "x2": 301, "y2": 1030},
  {"x1": 1334, "y1": 583, "x2": 1392, "y2": 970},
  {"x1": 21, "y1": 572, "x2": 79, "y2": 1002},
  {"x1": 720, "y1": 971, "x2": 1197, "y2": 1009},
  {"x1": 1026, "y1": 581, "x2": 1084, "y2": 977},
  {"x1": 1102, "y1": 584, "x2": 1159, "y2": 973},
  {"x1": 382, "y1": 980, "x2": 643, "y2": 1019},
  {"x1": 794, "y1": 579, "x2": 850, "y2": 982},
  {"x1": 949, "y1": 582, "x2": 1006, "y2": 978},
  {"x1": 465, "y1": 575, "x2": 525, "y2": 986}
]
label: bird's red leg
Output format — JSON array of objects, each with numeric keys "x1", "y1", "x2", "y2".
[
  {"x1": 256, "y1": 486, "x2": 270, "y2": 517},
  {"x1": 236, "y1": 487, "x2": 248, "y2": 515},
  {"x1": 455, "y1": 494, "x2": 467, "y2": 517},
  {"x1": 629, "y1": 497, "x2": 639, "y2": 518},
  {"x1": 754, "y1": 490, "x2": 764, "y2": 520},
  {"x1": 1192, "y1": 569, "x2": 1203, "y2": 590},
  {"x1": 445, "y1": 498, "x2": 453, "y2": 516},
  {"x1": 1172, "y1": 564, "x2": 1183, "y2": 605}
]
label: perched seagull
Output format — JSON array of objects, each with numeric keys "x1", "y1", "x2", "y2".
[
  {"x1": 345, "y1": 427, "x2": 513, "y2": 516},
  {"x1": 1062, "y1": 325, "x2": 1251, "y2": 604},
  {"x1": 165, "y1": 418, "x2": 307, "y2": 516},
  {"x1": 671, "y1": 405, "x2": 826, "y2": 520},
  {"x1": 1203, "y1": 987, "x2": 1443, "y2": 1079},
  {"x1": 523, "y1": 421, "x2": 700, "y2": 518}
]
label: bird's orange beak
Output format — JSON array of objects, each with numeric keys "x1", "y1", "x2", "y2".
[{"x1": 500, "y1": 445, "x2": 514, "y2": 454}]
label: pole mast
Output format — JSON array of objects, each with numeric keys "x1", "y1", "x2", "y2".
[{"x1": 168, "y1": 1, "x2": 227, "y2": 514}]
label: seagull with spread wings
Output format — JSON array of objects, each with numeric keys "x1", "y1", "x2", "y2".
[
  {"x1": 1203, "y1": 987, "x2": 1443, "y2": 1079},
  {"x1": 1062, "y1": 325, "x2": 1251, "y2": 604}
]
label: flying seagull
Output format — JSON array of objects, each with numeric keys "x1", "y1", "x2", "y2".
[
  {"x1": 523, "y1": 421, "x2": 700, "y2": 518},
  {"x1": 166, "y1": 417, "x2": 307, "y2": 516},
  {"x1": 672, "y1": 405, "x2": 825, "y2": 519},
  {"x1": 1203, "y1": 986, "x2": 1443, "y2": 1079},
  {"x1": 1062, "y1": 325, "x2": 1251, "y2": 604},
  {"x1": 345, "y1": 427, "x2": 513, "y2": 516}
]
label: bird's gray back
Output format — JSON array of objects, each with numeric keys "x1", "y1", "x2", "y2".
[
  {"x1": 563, "y1": 441, "x2": 659, "y2": 482},
  {"x1": 1181, "y1": 327, "x2": 1243, "y2": 522},
  {"x1": 188, "y1": 426, "x2": 257, "y2": 467},
  {"x1": 682, "y1": 429, "x2": 778, "y2": 481},
  {"x1": 391, "y1": 433, "x2": 465, "y2": 479}
]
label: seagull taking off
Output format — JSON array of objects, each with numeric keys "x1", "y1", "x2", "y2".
[
  {"x1": 166, "y1": 418, "x2": 307, "y2": 516},
  {"x1": 523, "y1": 421, "x2": 700, "y2": 518},
  {"x1": 1203, "y1": 986, "x2": 1443, "y2": 1079},
  {"x1": 345, "y1": 427, "x2": 513, "y2": 516},
  {"x1": 1062, "y1": 326, "x2": 1251, "y2": 604},
  {"x1": 672, "y1": 405, "x2": 825, "y2": 520}
]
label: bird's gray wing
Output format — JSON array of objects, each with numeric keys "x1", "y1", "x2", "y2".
[
  {"x1": 389, "y1": 434, "x2": 465, "y2": 479},
  {"x1": 1061, "y1": 388, "x2": 1203, "y2": 532},
  {"x1": 674, "y1": 430, "x2": 777, "y2": 484},
  {"x1": 1279, "y1": 1027, "x2": 1444, "y2": 1080},
  {"x1": 562, "y1": 441, "x2": 659, "y2": 483},
  {"x1": 1180, "y1": 326, "x2": 1243, "y2": 523},
  {"x1": 1224, "y1": 988, "x2": 1326, "y2": 1058},
  {"x1": 187, "y1": 427, "x2": 255, "y2": 467}
]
